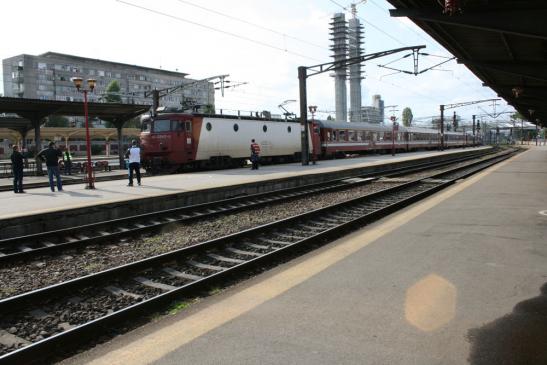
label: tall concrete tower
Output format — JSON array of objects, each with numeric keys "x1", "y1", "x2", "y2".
[
  {"x1": 348, "y1": 4, "x2": 364, "y2": 123},
  {"x1": 330, "y1": 13, "x2": 348, "y2": 123}
]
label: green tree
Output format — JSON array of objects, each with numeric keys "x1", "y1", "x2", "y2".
[
  {"x1": 124, "y1": 117, "x2": 142, "y2": 129},
  {"x1": 103, "y1": 80, "x2": 123, "y2": 128},
  {"x1": 203, "y1": 104, "x2": 215, "y2": 115},
  {"x1": 104, "y1": 80, "x2": 122, "y2": 103},
  {"x1": 402, "y1": 107, "x2": 413, "y2": 127},
  {"x1": 45, "y1": 115, "x2": 69, "y2": 127},
  {"x1": 510, "y1": 112, "x2": 524, "y2": 120}
]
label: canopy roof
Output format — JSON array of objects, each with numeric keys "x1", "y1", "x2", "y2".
[
  {"x1": 0, "y1": 97, "x2": 150, "y2": 132},
  {"x1": 387, "y1": 0, "x2": 547, "y2": 127}
]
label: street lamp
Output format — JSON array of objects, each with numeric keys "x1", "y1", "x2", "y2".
[{"x1": 71, "y1": 77, "x2": 96, "y2": 189}]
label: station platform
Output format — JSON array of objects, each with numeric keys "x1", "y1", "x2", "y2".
[
  {"x1": 61, "y1": 145, "x2": 547, "y2": 365},
  {"x1": 0, "y1": 147, "x2": 488, "y2": 221}
]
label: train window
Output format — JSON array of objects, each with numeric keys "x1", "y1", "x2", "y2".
[
  {"x1": 185, "y1": 122, "x2": 192, "y2": 132},
  {"x1": 233, "y1": 123, "x2": 239, "y2": 132},
  {"x1": 349, "y1": 130, "x2": 357, "y2": 141},
  {"x1": 332, "y1": 131, "x2": 337, "y2": 141},
  {"x1": 339, "y1": 130, "x2": 346, "y2": 141},
  {"x1": 171, "y1": 120, "x2": 184, "y2": 131},
  {"x1": 263, "y1": 125, "x2": 268, "y2": 133},
  {"x1": 206, "y1": 122, "x2": 212, "y2": 131},
  {"x1": 141, "y1": 121, "x2": 150, "y2": 132},
  {"x1": 287, "y1": 126, "x2": 292, "y2": 133},
  {"x1": 154, "y1": 120, "x2": 171, "y2": 132}
]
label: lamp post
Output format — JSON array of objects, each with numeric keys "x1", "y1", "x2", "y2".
[
  {"x1": 71, "y1": 77, "x2": 96, "y2": 189},
  {"x1": 308, "y1": 105, "x2": 317, "y2": 164}
]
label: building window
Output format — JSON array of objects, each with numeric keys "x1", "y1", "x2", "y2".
[
  {"x1": 89, "y1": 69, "x2": 96, "y2": 76},
  {"x1": 98, "y1": 70, "x2": 105, "y2": 77},
  {"x1": 37, "y1": 62, "x2": 47, "y2": 70},
  {"x1": 206, "y1": 122, "x2": 212, "y2": 131}
]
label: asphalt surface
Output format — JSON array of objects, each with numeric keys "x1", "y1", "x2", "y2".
[{"x1": 63, "y1": 146, "x2": 547, "y2": 365}]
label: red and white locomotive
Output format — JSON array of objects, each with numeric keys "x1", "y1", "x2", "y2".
[{"x1": 140, "y1": 112, "x2": 474, "y2": 173}]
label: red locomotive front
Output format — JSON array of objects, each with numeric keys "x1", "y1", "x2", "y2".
[{"x1": 140, "y1": 113, "x2": 196, "y2": 173}]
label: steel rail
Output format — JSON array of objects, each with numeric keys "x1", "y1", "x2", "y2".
[
  {"x1": 0, "y1": 150, "x2": 493, "y2": 262},
  {"x1": 0, "y1": 148, "x2": 517, "y2": 364}
]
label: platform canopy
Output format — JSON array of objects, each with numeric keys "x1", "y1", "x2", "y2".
[
  {"x1": 0, "y1": 97, "x2": 150, "y2": 170},
  {"x1": 0, "y1": 96, "x2": 150, "y2": 129},
  {"x1": 387, "y1": 0, "x2": 547, "y2": 127}
]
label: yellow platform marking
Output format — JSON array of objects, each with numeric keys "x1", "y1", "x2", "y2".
[{"x1": 82, "y1": 151, "x2": 520, "y2": 365}]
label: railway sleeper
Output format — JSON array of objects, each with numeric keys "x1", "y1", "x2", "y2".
[
  {"x1": 162, "y1": 267, "x2": 203, "y2": 281},
  {"x1": 207, "y1": 253, "x2": 246, "y2": 264},
  {"x1": 134, "y1": 277, "x2": 177, "y2": 292},
  {"x1": 186, "y1": 260, "x2": 225, "y2": 272},
  {"x1": 225, "y1": 247, "x2": 262, "y2": 257}
]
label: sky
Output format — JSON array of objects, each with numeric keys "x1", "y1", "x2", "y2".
[{"x1": 0, "y1": 0, "x2": 516, "y2": 126}]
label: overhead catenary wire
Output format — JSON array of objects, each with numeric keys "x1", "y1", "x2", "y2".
[
  {"x1": 115, "y1": 0, "x2": 323, "y2": 62},
  {"x1": 173, "y1": 0, "x2": 328, "y2": 51}
]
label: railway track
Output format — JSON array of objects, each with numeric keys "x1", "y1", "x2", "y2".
[
  {"x1": 0, "y1": 149, "x2": 494, "y2": 263},
  {"x1": 0, "y1": 148, "x2": 517, "y2": 364}
]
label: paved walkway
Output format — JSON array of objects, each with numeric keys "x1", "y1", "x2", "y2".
[
  {"x1": 62, "y1": 146, "x2": 547, "y2": 365},
  {"x1": 0, "y1": 148, "x2": 488, "y2": 220}
]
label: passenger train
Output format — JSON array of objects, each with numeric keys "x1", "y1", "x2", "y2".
[{"x1": 140, "y1": 112, "x2": 475, "y2": 173}]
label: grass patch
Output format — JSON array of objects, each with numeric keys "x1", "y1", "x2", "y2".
[{"x1": 168, "y1": 300, "x2": 191, "y2": 315}]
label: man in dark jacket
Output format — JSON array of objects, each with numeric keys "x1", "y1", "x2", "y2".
[
  {"x1": 10, "y1": 145, "x2": 25, "y2": 193},
  {"x1": 38, "y1": 141, "x2": 63, "y2": 192}
]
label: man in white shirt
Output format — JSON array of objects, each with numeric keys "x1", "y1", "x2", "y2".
[{"x1": 125, "y1": 140, "x2": 141, "y2": 186}]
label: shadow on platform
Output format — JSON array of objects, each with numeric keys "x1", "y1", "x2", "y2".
[{"x1": 467, "y1": 282, "x2": 547, "y2": 365}]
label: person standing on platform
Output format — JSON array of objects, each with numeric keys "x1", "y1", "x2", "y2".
[
  {"x1": 125, "y1": 140, "x2": 141, "y2": 186},
  {"x1": 38, "y1": 141, "x2": 63, "y2": 192},
  {"x1": 62, "y1": 147, "x2": 73, "y2": 175},
  {"x1": 250, "y1": 139, "x2": 261, "y2": 170},
  {"x1": 10, "y1": 145, "x2": 25, "y2": 194}
]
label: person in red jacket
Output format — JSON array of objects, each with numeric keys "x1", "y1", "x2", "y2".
[{"x1": 250, "y1": 139, "x2": 261, "y2": 170}]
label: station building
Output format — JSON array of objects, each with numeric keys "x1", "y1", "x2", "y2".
[{"x1": 2, "y1": 52, "x2": 215, "y2": 111}]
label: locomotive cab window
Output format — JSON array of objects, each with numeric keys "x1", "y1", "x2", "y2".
[
  {"x1": 172, "y1": 120, "x2": 184, "y2": 131},
  {"x1": 185, "y1": 122, "x2": 192, "y2": 132},
  {"x1": 141, "y1": 121, "x2": 150, "y2": 133},
  {"x1": 154, "y1": 120, "x2": 171, "y2": 132}
]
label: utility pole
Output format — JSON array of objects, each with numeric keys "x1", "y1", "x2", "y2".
[
  {"x1": 298, "y1": 66, "x2": 310, "y2": 165},
  {"x1": 440, "y1": 104, "x2": 445, "y2": 150},
  {"x1": 472, "y1": 115, "x2": 476, "y2": 146},
  {"x1": 439, "y1": 98, "x2": 500, "y2": 150},
  {"x1": 299, "y1": 45, "x2": 426, "y2": 165}
]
